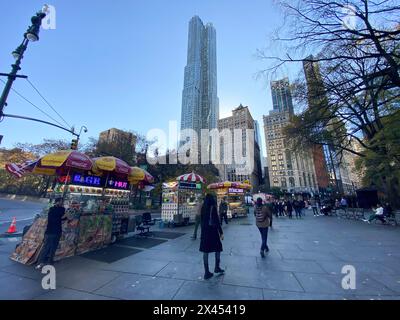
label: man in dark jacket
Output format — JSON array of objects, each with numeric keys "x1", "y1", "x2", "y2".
[
  {"x1": 219, "y1": 197, "x2": 228, "y2": 225},
  {"x1": 35, "y1": 198, "x2": 68, "y2": 269}
]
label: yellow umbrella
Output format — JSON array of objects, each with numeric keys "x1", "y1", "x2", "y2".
[
  {"x1": 92, "y1": 157, "x2": 131, "y2": 176},
  {"x1": 128, "y1": 166, "x2": 145, "y2": 184},
  {"x1": 33, "y1": 150, "x2": 93, "y2": 176}
]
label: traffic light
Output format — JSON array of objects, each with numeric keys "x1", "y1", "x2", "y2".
[{"x1": 70, "y1": 139, "x2": 78, "y2": 150}]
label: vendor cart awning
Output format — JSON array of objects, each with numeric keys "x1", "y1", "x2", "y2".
[
  {"x1": 5, "y1": 150, "x2": 93, "y2": 178},
  {"x1": 176, "y1": 172, "x2": 206, "y2": 183},
  {"x1": 92, "y1": 156, "x2": 131, "y2": 175},
  {"x1": 128, "y1": 166, "x2": 155, "y2": 184}
]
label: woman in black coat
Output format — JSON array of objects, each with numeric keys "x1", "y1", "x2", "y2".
[{"x1": 200, "y1": 194, "x2": 224, "y2": 280}]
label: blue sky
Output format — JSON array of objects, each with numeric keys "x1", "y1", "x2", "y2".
[{"x1": 0, "y1": 0, "x2": 301, "y2": 157}]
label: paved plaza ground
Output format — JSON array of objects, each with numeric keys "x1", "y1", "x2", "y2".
[{"x1": 1, "y1": 208, "x2": 400, "y2": 300}]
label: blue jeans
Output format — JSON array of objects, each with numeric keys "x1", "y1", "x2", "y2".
[{"x1": 258, "y1": 227, "x2": 269, "y2": 251}]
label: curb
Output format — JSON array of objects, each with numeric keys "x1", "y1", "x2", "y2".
[
  {"x1": 0, "y1": 194, "x2": 49, "y2": 204},
  {"x1": 0, "y1": 232, "x2": 23, "y2": 239}
]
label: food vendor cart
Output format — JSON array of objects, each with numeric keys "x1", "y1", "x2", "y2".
[
  {"x1": 161, "y1": 173, "x2": 205, "y2": 226},
  {"x1": 207, "y1": 181, "x2": 252, "y2": 218},
  {"x1": 5, "y1": 152, "x2": 153, "y2": 265}
]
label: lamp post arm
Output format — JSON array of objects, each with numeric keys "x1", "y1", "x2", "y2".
[{"x1": 2, "y1": 113, "x2": 79, "y2": 137}]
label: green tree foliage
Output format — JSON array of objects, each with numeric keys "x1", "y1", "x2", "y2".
[
  {"x1": 356, "y1": 110, "x2": 400, "y2": 207},
  {"x1": 0, "y1": 147, "x2": 47, "y2": 196},
  {"x1": 260, "y1": 0, "x2": 400, "y2": 206}
]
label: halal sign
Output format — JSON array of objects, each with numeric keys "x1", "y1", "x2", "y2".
[{"x1": 107, "y1": 179, "x2": 129, "y2": 190}]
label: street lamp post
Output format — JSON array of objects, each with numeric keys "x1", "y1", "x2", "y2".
[{"x1": 0, "y1": 9, "x2": 47, "y2": 116}]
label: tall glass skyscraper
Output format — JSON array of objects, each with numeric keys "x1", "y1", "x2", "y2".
[
  {"x1": 181, "y1": 16, "x2": 219, "y2": 137},
  {"x1": 270, "y1": 77, "x2": 294, "y2": 114}
]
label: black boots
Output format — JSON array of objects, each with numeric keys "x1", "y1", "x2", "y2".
[
  {"x1": 214, "y1": 258, "x2": 225, "y2": 274},
  {"x1": 204, "y1": 265, "x2": 213, "y2": 280}
]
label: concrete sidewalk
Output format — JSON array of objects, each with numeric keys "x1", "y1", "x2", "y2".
[{"x1": 1, "y1": 209, "x2": 400, "y2": 300}]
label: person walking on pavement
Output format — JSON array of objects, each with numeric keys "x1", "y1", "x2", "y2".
[
  {"x1": 293, "y1": 199, "x2": 301, "y2": 218},
  {"x1": 277, "y1": 201, "x2": 284, "y2": 217},
  {"x1": 272, "y1": 200, "x2": 278, "y2": 218},
  {"x1": 200, "y1": 194, "x2": 224, "y2": 280},
  {"x1": 35, "y1": 198, "x2": 68, "y2": 269},
  {"x1": 219, "y1": 197, "x2": 229, "y2": 225},
  {"x1": 340, "y1": 197, "x2": 348, "y2": 214},
  {"x1": 191, "y1": 198, "x2": 203, "y2": 240},
  {"x1": 286, "y1": 200, "x2": 293, "y2": 219},
  {"x1": 255, "y1": 198, "x2": 272, "y2": 258},
  {"x1": 310, "y1": 198, "x2": 319, "y2": 216}
]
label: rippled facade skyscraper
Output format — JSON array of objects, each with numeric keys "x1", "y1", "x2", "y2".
[{"x1": 181, "y1": 16, "x2": 219, "y2": 138}]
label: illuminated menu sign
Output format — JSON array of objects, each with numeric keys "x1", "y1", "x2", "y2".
[
  {"x1": 107, "y1": 179, "x2": 129, "y2": 190},
  {"x1": 179, "y1": 182, "x2": 201, "y2": 190},
  {"x1": 70, "y1": 174, "x2": 129, "y2": 190},
  {"x1": 228, "y1": 188, "x2": 244, "y2": 194},
  {"x1": 72, "y1": 174, "x2": 102, "y2": 187}
]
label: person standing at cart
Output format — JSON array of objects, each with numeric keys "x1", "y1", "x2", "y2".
[
  {"x1": 35, "y1": 198, "x2": 68, "y2": 269},
  {"x1": 200, "y1": 194, "x2": 224, "y2": 280},
  {"x1": 219, "y1": 197, "x2": 229, "y2": 225}
]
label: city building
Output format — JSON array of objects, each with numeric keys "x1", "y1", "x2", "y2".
[
  {"x1": 99, "y1": 128, "x2": 136, "y2": 147},
  {"x1": 217, "y1": 104, "x2": 262, "y2": 189},
  {"x1": 303, "y1": 57, "x2": 332, "y2": 195},
  {"x1": 263, "y1": 111, "x2": 318, "y2": 195},
  {"x1": 98, "y1": 128, "x2": 137, "y2": 161},
  {"x1": 180, "y1": 16, "x2": 219, "y2": 144},
  {"x1": 271, "y1": 77, "x2": 294, "y2": 114},
  {"x1": 312, "y1": 145, "x2": 330, "y2": 193},
  {"x1": 303, "y1": 56, "x2": 359, "y2": 195}
]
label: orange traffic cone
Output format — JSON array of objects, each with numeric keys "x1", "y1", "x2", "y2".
[{"x1": 6, "y1": 217, "x2": 17, "y2": 234}]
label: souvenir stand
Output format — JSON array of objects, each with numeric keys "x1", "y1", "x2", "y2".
[
  {"x1": 161, "y1": 173, "x2": 205, "y2": 225},
  {"x1": 207, "y1": 181, "x2": 252, "y2": 218}
]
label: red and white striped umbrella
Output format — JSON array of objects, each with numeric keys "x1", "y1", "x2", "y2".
[{"x1": 176, "y1": 172, "x2": 206, "y2": 183}]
